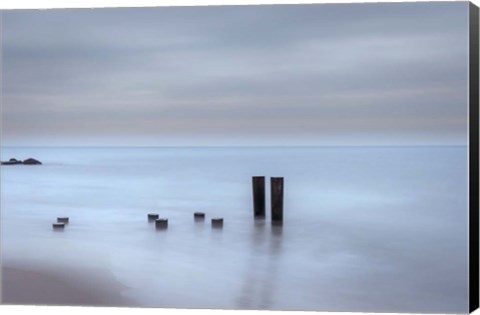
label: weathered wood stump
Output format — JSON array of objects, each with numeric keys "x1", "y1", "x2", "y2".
[
  {"x1": 211, "y1": 218, "x2": 224, "y2": 228},
  {"x1": 252, "y1": 176, "x2": 266, "y2": 218},
  {"x1": 194, "y1": 212, "x2": 205, "y2": 221},
  {"x1": 155, "y1": 218, "x2": 168, "y2": 229},
  {"x1": 57, "y1": 217, "x2": 69, "y2": 224},
  {"x1": 148, "y1": 213, "x2": 159, "y2": 222},
  {"x1": 52, "y1": 223, "x2": 65, "y2": 230}
]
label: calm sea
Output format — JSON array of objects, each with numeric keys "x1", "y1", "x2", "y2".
[{"x1": 0, "y1": 146, "x2": 469, "y2": 312}]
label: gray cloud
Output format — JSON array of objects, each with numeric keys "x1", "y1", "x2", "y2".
[{"x1": 1, "y1": 2, "x2": 469, "y2": 146}]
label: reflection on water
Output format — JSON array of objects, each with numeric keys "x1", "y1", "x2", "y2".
[
  {"x1": 260, "y1": 224, "x2": 283, "y2": 309},
  {"x1": 236, "y1": 222, "x2": 286, "y2": 309}
]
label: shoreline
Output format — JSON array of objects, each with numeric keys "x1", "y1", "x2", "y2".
[{"x1": 1, "y1": 263, "x2": 136, "y2": 307}]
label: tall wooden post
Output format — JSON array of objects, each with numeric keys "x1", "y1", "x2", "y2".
[
  {"x1": 252, "y1": 176, "x2": 266, "y2": 218},
  {"x1": 271, "y1": 177, "x2": 284, "y2": 224}
]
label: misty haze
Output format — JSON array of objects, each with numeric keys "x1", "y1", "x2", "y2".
[{"x1": 0, "y1": 2, "x2": 471, "y2": 313}]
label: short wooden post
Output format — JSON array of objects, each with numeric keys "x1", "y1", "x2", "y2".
[
  {"x1": 52, "y1": 223, "x2": 65, "y2": 230},
  {"x1": 57, "y1": 217, "x2": 69, "y2": 224},
  {"x1": 155, "y1": 218, "x2": 168, "y2": 229},
  {"x1": 194, "y1": 212, "x2": 205, "y2": 220},
  {"x1": 252, "y1": 176, "x2": 266, "y2": 218},
  {"x1": 148, "y1": 213, "x2": 159, "y2": 222},
  {"x1": 211, "y1": 218, "x2": 224, "y2": 228},
  {"x1": 271, "y1": 177, "x2": 284, "y2": 224}
]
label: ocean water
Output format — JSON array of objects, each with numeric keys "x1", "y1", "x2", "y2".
[{"x1": 0, "y1": 146, "x2": 469, "y2": 312}]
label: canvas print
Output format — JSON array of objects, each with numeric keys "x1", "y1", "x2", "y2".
[{"x1": 1, "y1": 1, "x2": 478, "y2": 313}]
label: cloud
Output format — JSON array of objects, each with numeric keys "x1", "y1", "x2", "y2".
[{"x1": 1, "y1": 2, "x2": 470, "y2": 146}]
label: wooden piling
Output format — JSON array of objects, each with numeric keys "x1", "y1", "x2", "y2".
[
  {"x1": 252, "y1": 176, "x2": 266, "y2": 218},
  {"x1": 211, "y1": 218, "x2": 224, "y2": 228},
  {"x1": 57, "y1": 217, "x2": 69, "y2": 224},
  {"x1": 155, "y1": 218, "x2": 168, "y2": 229},
  {"x1": 148, "y1": 213, "x2": 159, "y2": 222},
  {"x1": 52, "y1": 223, "x2": 65, "y2": 230},
  {"x1": 194, "y1": 212, "x2": 205, "y2": 220},
  {"x1": 271, "y1": 177, "x2": 284, "y2": 224}
]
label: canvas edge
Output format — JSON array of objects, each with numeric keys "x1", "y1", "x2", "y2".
[{"x1": 470, "y1": 1, "x2": 479, "y2": 314}]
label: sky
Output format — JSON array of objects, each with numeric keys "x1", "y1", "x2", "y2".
[{"x1": 1, "y1": 2, "x2": 470, "y2": 147}]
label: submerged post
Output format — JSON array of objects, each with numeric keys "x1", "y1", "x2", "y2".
[
  {"x1": 148, "y1": 213, "x2": 159, "y2": 222},
  {"x1": 52, "y1": 223, "x2": 65, "y2": 230},
  {"x1": 57, "y1": 217, "x2": 69, "y2": 224},
  {"x1": 271, "y1": 177, "x2": 284, "y2": 224},
  {"x1": 211, "y1": 218, "x2": 224, "y2": 228},
  {"x1": 252, "y1": 176, "x2": 266, "y2": 218},
  {"x1": 194, "y1": 212, "x2": 205, "y2": 221},
  {"x1": 155, "y1": 218, "x2": 168, "y2": 229}
]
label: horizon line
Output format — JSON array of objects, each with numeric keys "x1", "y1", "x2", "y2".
[{"x1": 0, "y1": 144, "x2": 469, "y2": 149}]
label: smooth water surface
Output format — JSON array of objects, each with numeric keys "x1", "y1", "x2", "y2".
[{"x1": 0, "y1": 146, "x2": 469, "y2": 312}]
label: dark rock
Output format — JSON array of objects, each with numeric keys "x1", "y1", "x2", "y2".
[
  {"x1": 1, "y1": 157, "x2": 42, "y2": 165},
  {"x1": 2, "y1": 159, "x2": 22, "y2": 165},
  {"x1": 22, "y1": 158, "x2": 42, "y2": 165}
]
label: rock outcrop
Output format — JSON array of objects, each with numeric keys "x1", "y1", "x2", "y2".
[
  {"x1": 23, "y1": 158, "x2": 42, "y2": 165},
  {"x1": 2, "y1": 158, "x2": 23, "y2": 165},
  {"x1": 1, "y1": 158, "x2": 42, "y2": 165}
]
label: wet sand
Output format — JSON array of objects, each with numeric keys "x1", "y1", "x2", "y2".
[{"x1": 1, "y1": 264, "x2": 135, "y2": 307}]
